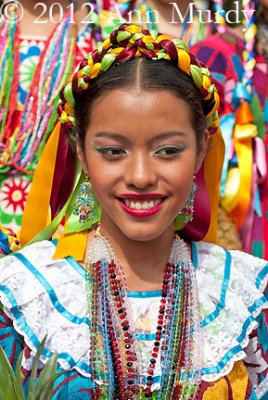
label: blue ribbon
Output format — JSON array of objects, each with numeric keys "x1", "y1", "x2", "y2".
[{"x1": 220, "y1": 114, "x2": 235, "y2": 196}]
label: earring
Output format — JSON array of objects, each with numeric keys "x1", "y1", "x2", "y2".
[
  {"x1": 73, "y1": 175, "x2": 96, "y2": 223},
  {"x1": 179, "y1": 181, "x2": 197, "y2": 223}
]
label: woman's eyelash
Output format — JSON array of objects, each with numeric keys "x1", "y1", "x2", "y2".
[
  {"x1": 94, "y1": 145, "x2": 185, "y2": 158},
  {"x1": 95, "y1": 146, "x2": 127, "y2": 158},
  {"x1": 154, "y1": 145, "x2": 185, "y2": 156}
]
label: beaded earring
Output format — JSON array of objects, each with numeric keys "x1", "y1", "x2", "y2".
[
  {"x1": 179, "y1": 180, "x2": 197, "y2": 223},
  {"x1": 73, "y1": 176, "x2": 96, "y2": 223}
]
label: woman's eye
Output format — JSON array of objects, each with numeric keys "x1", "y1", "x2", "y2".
[
  {"x1": 96, "y1": 146, "x2": 127, "y2": 158},
  {"x1": 155, "y1": 145, "x2": 185, "y2": 157}
]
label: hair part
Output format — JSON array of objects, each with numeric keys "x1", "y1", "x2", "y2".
[{"x1": 72, "y1": 58, "x2": 206, "y2": 153}]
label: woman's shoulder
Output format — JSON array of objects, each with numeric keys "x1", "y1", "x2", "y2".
[
  {"x1": 0, "y1": 238, "x2": 84, "y2": 271},
  {"x1": 0, "y1": 239, "x2": 87, "y2": 309},
  {"x1": 193, "y1": 241, "x2": 268, "y2": 383},
  {"x1": 0, "y1": 240, "x2": 90, "y2": 376},
  {"x1": 193, "y1": 240, "x2": 267, "y2": 282}
]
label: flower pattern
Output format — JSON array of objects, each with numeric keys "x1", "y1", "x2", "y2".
[{"x1": 0, "y1": 175, "x2": 32, "y2": 231}]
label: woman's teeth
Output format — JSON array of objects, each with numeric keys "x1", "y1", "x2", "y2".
[{"x1": 124, "y1": 199, "x2": 162, "y2": 209}]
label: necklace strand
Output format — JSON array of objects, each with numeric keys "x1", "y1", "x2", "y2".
[{"x1": 86, "y1": 233, "x2": 203, "y2": 399}]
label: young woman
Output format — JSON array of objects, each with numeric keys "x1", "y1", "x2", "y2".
[{"x1": 0, "y1": 24, "x2": 267, "y2": 399}]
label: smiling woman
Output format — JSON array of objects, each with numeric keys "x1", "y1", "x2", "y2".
[
  {"x1": 74, "y1": 58, "x2": 208, "y2": 248},
  {"x1": 0, "y1": 23, "x2": 267, "y2": 400}
]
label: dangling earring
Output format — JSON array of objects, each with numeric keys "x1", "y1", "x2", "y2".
[
  {"x1": 73, "y1": 175, "x2": 96, "y2": 223},
  {"x1": 179, "y1": 180, "x2": 197, "y2": 223}
]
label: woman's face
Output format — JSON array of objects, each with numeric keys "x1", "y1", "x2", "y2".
[
  {"x1": 79, "y1": 88, "x2": 208, "y2": 242},
  {"x1": 260, "y1": 0, "x2": 268, "y2": 8}
]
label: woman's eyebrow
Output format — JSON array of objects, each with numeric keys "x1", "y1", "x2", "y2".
[
  {"x1": 94, "y1": 132, "x2": 130, "y2": 143},
  {"x1": 152, "y1": 131, "x2": 187, "y2": 142},
  {"x1": 93, "y1": 131, "x2": 187, "y2": 145}
]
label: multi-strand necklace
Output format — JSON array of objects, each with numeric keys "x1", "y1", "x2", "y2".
[{"x1": 86, "y1": 232, "x2": 203, "y2": 399}]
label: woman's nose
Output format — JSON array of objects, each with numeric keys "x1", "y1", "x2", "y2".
[{"x1": 124, "y1": 152, "x2": 157, "y2": 189}]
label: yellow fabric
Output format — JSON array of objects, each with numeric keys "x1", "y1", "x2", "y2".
[
  {"x1": 20, "y1": 122, "x2": 61, "y2": 246},
  {"x1": 224, "y1": 101, "x2": 257, "y2": 229},
  {"x1": 220, "y1": 102, "x2": 257, "y2": 228},
  {"x1": 228, "y1": 134, "x2": 253, "y2": 228},
  {"x1": 221, "y1": 167, "x2": 240, "y2": 212},
  {"x1": 53, "y1": 230, "x2": 88, "y2": 260},
  {"x1": 202, "y1": 361, "x2": 249, "y2": 399},
  {"x1": 204, "y1": 130, "x2": 225, "y2": 243}
]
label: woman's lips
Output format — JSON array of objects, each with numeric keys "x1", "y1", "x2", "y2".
[{"x1": 116, "y1": 194, "x2": 166, "y2": 218}]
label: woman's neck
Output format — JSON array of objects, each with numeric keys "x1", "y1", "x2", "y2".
[
  {"x1": 144, "y1": 0, "x2": 191, "y2": 37},
  {"x1": 95, "y1": 220, "x2": 176, "y2": 292}
]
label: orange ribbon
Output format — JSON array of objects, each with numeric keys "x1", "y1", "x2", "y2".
[{"x1": 222, "y1": 102, "x2": 257, "y2": 229}]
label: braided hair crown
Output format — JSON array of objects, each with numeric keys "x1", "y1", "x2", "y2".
[{"x1": 58, "y1": 23, "x2": 220, "y2": 136}]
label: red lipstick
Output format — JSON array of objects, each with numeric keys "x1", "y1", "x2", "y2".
[{"x1": 117, "y1": 193, "x2": 166, "y2": 218}]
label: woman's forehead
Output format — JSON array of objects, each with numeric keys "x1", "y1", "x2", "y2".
[{"x1": 85, "y1": 88, "x2": 195, "y2": 142}]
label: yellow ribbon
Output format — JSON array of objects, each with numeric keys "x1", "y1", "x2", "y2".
[
  {"x1": 221, "y1": 167, "x2": 240, "y2": 212},
  {"x1": 53, "y1": 230, "x2": 88, "y2": 260},
  {"x1": 221, "y1": 102, "x2": 257, "y2": 229},
  {"x1": 204, "y1": 129, "x2": 225, "y2": 243},
  {"x1": 20, "y1": 122, "x2": 61, "y2": 246}
]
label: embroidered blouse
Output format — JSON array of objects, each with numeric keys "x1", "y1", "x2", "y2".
[{"x1": 0, "y1": 240, "x2": 267, "y2": 399}]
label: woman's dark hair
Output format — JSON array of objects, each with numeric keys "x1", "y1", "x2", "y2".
[{"x1": 73, "y1": 58, "x2": 206, "y2": 152}]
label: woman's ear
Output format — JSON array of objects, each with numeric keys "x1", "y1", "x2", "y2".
[
  {"x1": 76, "y1": 144, "x2": 89, "y2": 175},
  {"x1": 195, "y1": 129, "x2": 210, "y2": 173}
]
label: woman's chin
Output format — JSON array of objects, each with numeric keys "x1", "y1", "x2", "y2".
[{"x1": 114, "y1": 222, "x2": 174, "y2": 243}]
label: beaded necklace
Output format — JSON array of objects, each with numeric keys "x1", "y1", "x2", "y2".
[
  {"x1": 86, "y1": 232, "x2": 203, "y2": 399},
  {"x1": 0, "y1": 5, "x2": 99, "y2": 175}
]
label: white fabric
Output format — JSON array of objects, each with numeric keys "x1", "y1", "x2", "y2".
[
  {"x1": 0, "y1": 240, "x2": 267, "y2": 384},
  {"x1": 195, "y1": 242, "x2": 268, "y2": 381}
]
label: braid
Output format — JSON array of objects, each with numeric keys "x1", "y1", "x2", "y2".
[
  {"x1": 212, "y1": 0, "x2": 227, "y2": 33},
  {"x1": 58, "y1": 24, "x2": 220, "y2": 136},
  {"x1": 241, "y1": 0, "x2": 257, "y2": 92}
]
